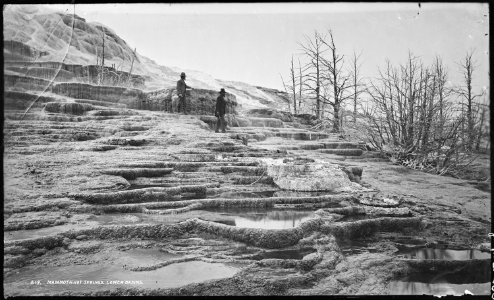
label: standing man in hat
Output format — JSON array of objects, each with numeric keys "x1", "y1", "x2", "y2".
[
  {"x1": 215, "y1": 88, "x2": 227, "y2": 133},
  {"x1": 176, "y1": 72, "x2": 192, "y2": 114}
]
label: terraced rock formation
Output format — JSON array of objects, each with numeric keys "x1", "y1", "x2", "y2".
[
  {"x1": 4, "y1": 89, "x2": 490, "y2": 296},
  {"x1": 5, "y1": 60, "x2": 146, "y2": 88},
  {"x1": 3, "y1": 5, "x2": 490, "y2": 296}
]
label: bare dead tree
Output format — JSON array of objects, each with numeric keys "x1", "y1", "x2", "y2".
[
  {"x1": 290, "y1": 55, "x2": 297, "y2": 114},
  {"x1": 433, "y1": 56, "x2": 451, "y2": 140},
  {"x1": 319, "y1": 29, "x2": 353, "y2": 132},
  {"x1": 101, "y1": 30, "x2": 105, "y2": 67},
  {"x1": 279, "y1": 73, "x2": 292, "y2": 113},
  {"x1": 98, "y1": 30, "x2": 105, "y2": 85},
  {"x1": 128, "y1": 47, "x2": 137, "y2": 87},
  {"x1": 473, "y1": 100, "x2": 489, "y2": 151},
  {"x1": 454, "y1": 50, "x2": 485, "y2": 151},
  {"x1": 298, "y1": 58, "x2": 303, "y2": 112},
  {"x1": 350, "y1": 50, "x2": 364, "y2": 123},
  {"x1": 299, "y1": 31, "x2": 327, "y2": 119},
  {"x1": 96, "y1": 46, "x2": 99, "y2": 68}
]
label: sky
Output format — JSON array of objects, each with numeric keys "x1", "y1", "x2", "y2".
[{"x1": 46, "y1": 3, "x2": 489, "y2": 93}]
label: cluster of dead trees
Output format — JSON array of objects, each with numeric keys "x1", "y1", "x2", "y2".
[
  {"x1": 362, "y1": 51, "x2": 488, "y2": 175},
  {"x1": 91, "y1": 29, "x2": 138, "y2": 87},
  {"x1": 283, "y1": 29, "x2": 489, "y2": 175},
  {"x1": 281, "y1": 30, "x2": 364, "y2": 132}
]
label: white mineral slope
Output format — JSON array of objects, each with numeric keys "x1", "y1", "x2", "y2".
[
  {"x1": 4, "y1": 4, "x2": 288, "y2": 112},
  {"x1": 217, "y1": 80, "x2": 290, "y2": 112}
]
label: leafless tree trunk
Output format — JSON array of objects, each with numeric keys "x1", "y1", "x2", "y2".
[
  {"x1": 98, "y1": 31, "x2": 105, "y2": 85},
  {"x1": 279, "y1": 73, "x2": 292, "y2": 113},
  {"x1": 320, "y1": 29, "x2": 353, "y2": 132},
  {"x1": 101, "y1": 31, "x2": 105, "y2": 67},
  {"x1": 299, "y1": 31, "x2": 326, "y2": 119},
  {"x1": 475, "y1": 104, "x2": 487, "y2": 151},
  {"x1": 456, "y1": 51, "x2": 484, "y2": 151},
  {"x1": 350, "y1": 50, "x2": 364, "y2": 123},
  {"x1": 290, "y1": 56, "x2": 297, "y2": 114},
  {"x1": 128, "y1": 47, "x2": 136, "y2": 87},
  {"x1": 298, "y1": 58, "x2": 303, "y2": 112},
  {"x1": 433, "y1": 56, "x2": 449, "y2": 139}
]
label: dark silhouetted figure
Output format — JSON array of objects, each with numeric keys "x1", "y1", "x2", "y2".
[
  {"x1": 215, "y1": 88, "x2": 227, "y2": 133},
  {"x1": 176, "y1": 72, "x2": 192, "y2": 114}
]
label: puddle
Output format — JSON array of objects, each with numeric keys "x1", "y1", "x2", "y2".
[
  {"x1": 4, "y1": 260, "x2": 239, "y2": 296},
  {"x1": 399, "y1": 267, "x2": 490, "y2": 285},
  {"x1": 389, "y1": 247, "x2": 491, "y2": 295},
  {"x1": 396, "y1": 248, "x2": 491, "y2": 260},
  {"x1": 252, "y1": 248, "x2": 315, "y2": 260},
  {"x1": 206, "y1": 208, "x2": 315, "y2": 229},
  {"x1": 388, "y1": 281, "x2": 490, "y2": 296}
]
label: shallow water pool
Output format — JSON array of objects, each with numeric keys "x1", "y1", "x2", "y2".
[
  {"x1": 4, "y1": 260, "x2": 239, "y2": 296},
  {"x1": 396, "y1": 248, "x2": 490, "y2": 260},
  {"x1": 206, "y1": 208, "x2": 315, "y2": 229}
]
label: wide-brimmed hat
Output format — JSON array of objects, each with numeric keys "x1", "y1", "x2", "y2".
[
  {"x1": 219, "y1": 88, "x2": 226, "y2": 94},
  {"x1": 180, "y1": 72, "x2": 186, "y2": 77}
]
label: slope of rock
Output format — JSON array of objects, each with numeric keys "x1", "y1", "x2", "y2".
[{"x1": 3, "y1": 4, "x2": 290, "y2": 113}]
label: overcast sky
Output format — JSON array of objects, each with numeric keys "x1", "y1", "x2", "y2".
[{"x1": 46, "y1": 3, "x2": 489, "y2": 93}]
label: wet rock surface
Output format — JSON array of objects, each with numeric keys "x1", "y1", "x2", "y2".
[
  {"x1": 265, "y1": 161, "x2": 366, "y2": 192},
  {"x1": 3, "y1": 96, "x2": 490, "y2": 296}
]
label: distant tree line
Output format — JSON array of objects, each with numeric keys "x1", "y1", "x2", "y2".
[{"x1": 283, "y1": 29, "x2": 489, "y2": 175}]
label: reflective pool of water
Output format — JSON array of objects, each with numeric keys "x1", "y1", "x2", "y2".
[
  {"x1": 396, "y1": 248, "x2": 491, "y2": 260},
  {"x1": 206, "y1": 208, "x2": 315, "y2": 229},
  {"x1": 389, "y1": 248, "x2": 490, "y2": 296},
  {"x1": 388, "y1": 281, "x2": 490, "y2": 296},
  {"x1": 4, "y1": 260, "x2": 239, "y2": 296}
]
